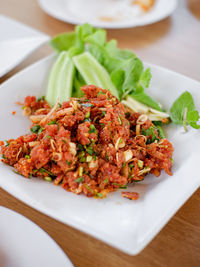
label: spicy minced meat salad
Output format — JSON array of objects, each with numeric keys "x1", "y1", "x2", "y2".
[{"x1": 0, "y1": 85, "x2": 173, "y2": 199}]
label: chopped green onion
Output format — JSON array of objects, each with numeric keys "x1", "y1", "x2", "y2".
[
  {"x1": 81, "y1": 103, "x2": 94, "y2": 107},
  {"x1": 66, "y1": 160, "x2": 72, "y2": 166},
  {"x1": 97, "y1": 90, "x2": 105, "y2": 96},
  {"x1": 79, "y1": 157, "x2": 86, "y2": 163},
  {"x1": 45, "y1": 176, "x2": 52, "y2": 182},
  {"x1": 78, "y1": 143, "x2": 84, "y2": 151},
  {"x1": 37, "y1": 96, "x2": 45, "y2": 102},
  {"x1": 46, "y1": 135, "x2": 52, "y2": 139},
  {"x1": 113, "y1": 182, "x2": 127, "y2": 189},
  {"x1": 105, "y1": 153, "x2": 109, "y2": 161},
  {"x1": 79, "y1": 166, "x2": 84, "y2": 176},
  {"x1": 102, "y1": 111, "x2": 106, "y2": 116},
  {"x1": 128, "y1": 173, "x2": 132, "y2": 179},
  {"x1": 48, "y1": 120, "x2": 59, "y2": 131},
  {"x1": 5, "y1": 140, "x2": 10, "y2": 147},
  {"x1": 78, "y1": 151, "x2": 85, "y2": 158},
  {"x1": 89, "y1": 174, "x2": 94, "y2": 179},
  {"x1": 85, "y1": 111, "x2": 90, "y2": 119},
  {"x1": 75, "y1": 177, "x2": 83, "y2": 183},
  {"x1": 118, "y1": 117, "x2": 122, "y2": 125},
  {"x1": 48, "y1": 120, "x2": 57, "y2": 125},
  {"x1": 122, "y1": 162, "x2": 126, "y2": 168},
  {"x1": 2, "y1": 154, "x2": 7, "y2": 159},
  {"x1": 119, "y1": 138, "x2": 123, "y2": 144},
  {"x1": 138, "y1": 160, "x2": 144, "y2": 168},
  {"x1": 156, "y1": 125, "x2": 165, "y2": 139},
  {"x1": 84, "y1": 184, "x2": 94, "y2": 193},
  {"x1": 87, "y1": 146, "x2": 94, "y2": 155},
  {"x1": 84, "y1": 118, "x2": 91, "y2": 122},
  {"x1": 86, "y1": 155, "x2": 93, "y2": 162},
  {"x1": 89, "y1": 124, "x2": 97, "y2": 134},
  {"x1": 133, "y1": 179, "x2": 144, "y2": 183},
  {"x1": 25, "y1": 155, "x2": 30, "y2": 159},
  {"x1": 30, "y1": 124, "x2": 41, "y2": 134},
  {"x1": 95, "y1": 193, "x2": 103, "y2": 198},
  {"x1": 40, "y1": 167, "x2": 54, "y2": 176},
  {"x1": 103, "y1": 178, "x2": 109, "y2": 184},
  {"x1": 38, "y1": 127, "x2": 44, "y2": 135},
  {"x1": 141, "y1": 126, "x2": 159, "y2": 144}
]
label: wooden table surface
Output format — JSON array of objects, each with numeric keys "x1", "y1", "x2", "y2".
[{"x1": 0, "y1": 0, "x2": 200, "y2": 266}]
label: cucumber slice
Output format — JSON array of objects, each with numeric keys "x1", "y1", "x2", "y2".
[
  {"x1": 46, "y1": 51, "x2": 74, "y2": 106},
  {"x1": 57, "y1": 54, "x2": 74, "y2": 103},
  {"x1": 73, "y1": 52, "x2": 119, "y2": 98},
  {"x1": 46, "y1": 52, "x2": 67, "y2": 106}
]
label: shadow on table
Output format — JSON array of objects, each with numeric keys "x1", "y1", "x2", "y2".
[
  {"x1": 187, "y1": 0, "x2": 200, "y2": 19},
  {"x1": 107, "y1": 17, "x2": 171, "y2": 50}
]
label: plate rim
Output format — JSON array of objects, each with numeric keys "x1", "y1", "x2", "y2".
[
  {"x1": 37, "y1": 0, "x2": 178, "y2": 29},
  {"x1": 0, "y1": 206, "x2": 74, "y2": 266},
  {"x1": 0, "y1": 14, "x2": 50, "y2": 77}
]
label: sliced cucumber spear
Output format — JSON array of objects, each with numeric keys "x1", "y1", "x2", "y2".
[
  {"x1": 73, "y1": 52, "x2": 119, "y2": 98},
  {"x1": 57, "y1": 54, "x2": 75, "y2": 104},
  {"x1": 46, "y1": 51, "x2": 75, "y2": 106}
]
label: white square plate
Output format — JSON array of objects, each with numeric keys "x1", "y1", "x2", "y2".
[
  {"x1": 0, "y1": 15, "x2": 49, "y2": 77},
  {"x1": 0, "y1": 55, "x2": 199, "y2": 255}
]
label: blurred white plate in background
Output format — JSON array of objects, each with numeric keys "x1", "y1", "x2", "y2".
[
  {"x1": 38, "y1": 0, "x2": 177, "y2": 29},
  {"x1": 0, "y1": 206, "x2": 73, "y2": 267},
  {"x1": 0, "y1": 15, "x2": 49, "y2": 77}
]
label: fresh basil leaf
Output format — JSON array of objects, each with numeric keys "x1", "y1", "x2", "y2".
[
  {"x1": 170, "y1": 91, "x2": 200, "y2": 130},
  {"x1": 187, "y1": 110, "x2": 200, "y2": 129},
  {"x1": 170, "y1": 91, "x2": 195, "y2": 125}
]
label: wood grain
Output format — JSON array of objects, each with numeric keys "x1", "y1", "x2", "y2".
[{"x1": 0, "y1": 0, "x2": 200, "y2": 266}]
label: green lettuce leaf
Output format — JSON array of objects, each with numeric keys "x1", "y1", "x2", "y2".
[
  {"x1": 51, "y1": 32, "x2": 76, "y2": 52},
  {"x1": 130, "y1": 92, "x2": 162, "y2": 111},
  {"x1": 49, "y1": 23, "x2": 162, "y2": 111}
]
